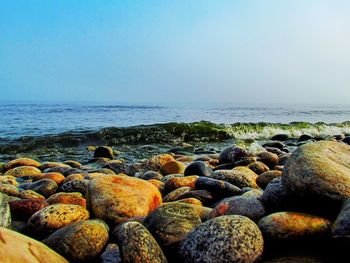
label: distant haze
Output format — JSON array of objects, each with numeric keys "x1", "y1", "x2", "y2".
[{"x1": 1, "y1": 0, "x2": 350, "y2": 104}]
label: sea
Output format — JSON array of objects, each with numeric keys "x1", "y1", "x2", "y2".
[{"x1": 0, "y1": 102, "x2": 350, "y2": 162}]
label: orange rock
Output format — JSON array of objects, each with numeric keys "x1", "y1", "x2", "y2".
[
  {"x1": 5, "y1": 158, "x2": 41, "y2": 170},
  {"x1": 33, "y1": 172, "x2": 65, "y2": 185},
  {"x1": 0, "y1": 227, "x2": 68, "y2": 263},
  {"x1": 161, "y1": 160, "x2": 186, "y2": 175},
  {"x1": 142, "y1": 154, "x2": 175, "y2": 171},
  {"x1": 87, "y1": 175, "x2": 162, "y2": 224},
  {"x1": 4, "y1": 166, "x2": 41, "y2": 178},
  {"x1": 164, "y1": 175, "x2": 199, "y2": 192},
  {"x1": 147, "y1": 179, "x2": 165, "y2": 194},
  {"x1": 63, "y1": 173, "x2": 84, "y2": 183},
  {"x1": 46, "y1": 192, "x2": 86, "y2": 207}
]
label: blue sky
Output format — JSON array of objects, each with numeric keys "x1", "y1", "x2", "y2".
[{"x1": 1, "y1": 0, "x2": 350, "y2": 103}]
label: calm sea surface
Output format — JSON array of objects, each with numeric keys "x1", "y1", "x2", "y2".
[{"x1": 1, "y1": 102, "x2": 350, "y2": 139}]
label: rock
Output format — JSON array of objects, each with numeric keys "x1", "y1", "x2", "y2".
[
  {"x1": 0, "y1": 175, "x2": 18, "y2": 186},
  {"x1": 161, "y1": 160, "x2": 186, "y2": 175},
  {"x1": 233, "y1": 156, "x2": 257, "y2": 167},
  {"x1": 263, "y1": 141, "x2": 285, "y2": 149},
  {"x1": 63, "y1": 160, "x2": 82, "y2": 168},
  {"x1": 258, "y1": 151, "x2": 279, "y2": 166},
  {"x1": 209, "y1": 195, "x2": 266, "y2": 222},
  {"x1": 46, "y1": 192, "x2": 86, "y2": 207},
  {"x1": 283, "y1": 141, "x2": 350, "y2": 202},
  {"x1": 194, "y1": 177, "x2": 241, "y2": 198},
  {"x1": 164, "y1": 176, "x2": 198, "y2": 193},
  {"x1": 271, "y1": 134, "x2": 290, "y2": 141},
  {"x1": 161, "y1": 173, "x2": 184, "y2": 183},
  {"x1": 142, "y1": 154, "x2": 175, "y2": 171},
  {"x1": 0, "y1": 183, "x2": 19, "y2": 197},
  {"x1": 139, "y1": 171, "x2": 163, "y2": 180},
  {"x1": 264, "y1": 256, "x2": 326, "y2": 263},
  {"x1": 173, "y1": 198, "x2": 203, "y2": 206},
  {"x1": 28, "y1": 204, "x2": 89, "y2": 232},
  {"x1": 147, "y1": 179, "x2": 165, "y2": 194},
  {"x1": 0, "y1": 227, "x2": 68, "y2": 263},
  {"x1": 258, "y1": 212, "x2": 331, "y2": 240},
  {"x1": 4, "y1": 166, "x2": 41, "y2": 177},
  {"x1": 39, "y1": 162, "x2": 71, "y2": 171},
  {"x1": 18, "y1": 189, "x2": 45, "y2": 199},
  {"x1": 331, "y1": 199, "x2": 350, "y2": 242},
  {"x1": 184, "y1": 161, "x2": 212, "y2": 177},
  {"x1": 175, "y1": 189, "x2": 214, "y2": 205},
  {"x1": 256, "y1": 170, "x2": 282, "y2": 189},
  {"x1": 114, "y1": 221, "x2": 167, "y2": 263},
  {"x1": 218, "y1": 146, "x2": 248, "y2": 164},
  {"x1": 247, "y1": 161, "x2": 270, "y2": 175},
  {"x1": 343, "y1": 136, "x2": 350, "y2": 145},
  {"x1": 5, "y1": 158, "x2": 41, "y2": 170},
  {"x1": 278, "y1": 153, "x2": 291, "y2": 165},
  {"x1": 94, "y1": 146, "x2": 115, "y2": 159},
  {"x1": 0, "y1": 192, "x2": 11, "y2": 228},
  {"x1": 63, "y1": 173, "x2": 84, "y2": 183},
  {"x1": 211, "y1": 166, "x2": 259, "y2": 188},
  {"x1": 9, "y1": 199, "x2": 48, "y2": 220},
  {"x1": 100, "y1": 243, "x2": 122, "y2": 263},
  {"x1": 163, "y1": 186, "x2": 192, "y2": 202},
  {"x1": 33, "y1": 172, "x2": 65, "y2": 185},
  {"x1": 60, "y1": 179, "x2": 89, "y2": 195},
  {"x1": 87, "y1": 175, "x2": 162, "y2": 224},
  {"x1": 26, "y1": 179, "x2": 58, "y2": 198},
  {"x1": 143, "y1": 203, "x2": 202, "y2": 252},
  {"x1": 43, "y1": 219, "x2": 109, "y2": 262},
  {"x1": 259, "y1": 177, "x2": 289, "y2": 212},
  {"x1": 179, "y1": 215, "x2": 264, "y2": 263},
  {"x1": 299, "y1": 134, "x2": 313, "y2": 142}
]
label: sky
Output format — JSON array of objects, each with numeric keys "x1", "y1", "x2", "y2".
[{"x1": 1, "y1": 0, "x2": 350, "y2": 104}]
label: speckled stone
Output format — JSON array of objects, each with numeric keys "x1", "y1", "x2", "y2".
[
  {"x1": 60, "y1": 179, "x2": 89, "y2": 195},
  {"x1": 5, "y1": 158, "x2": 41, "y2": 170},
  {"x1": 211, "y1": 166, "x2": 259, "y2": 188},
  {"x1": 4, "y1": 166, "x2": 41, "y2": 177},
  {"x1": 0, "y1": 183, "x2": 19, "y2": 197},
  {"x1": 259, "y1": 177, "x2": 289, "y2": 212},
  {"x1": 18, "y1": 189, "x2": 45, "y2": 200},
  {"x1": 33, "y1": 172, "x2": 65, "y2": 185},
  {"x1": 162, "y1": 186, "x2": 192, "y2": 202},
  {"x1": 43, "y1": 219, "x2": 109, "y2": 262},
  {"x1": 46, "y1": 192, "x2": 86, "y2": 207},
  {"x1": 179, "y1": 215, "x2": 264, "y2": 263},
  {"x1": 0, "y1": 192, "x2": 11, "y2": 228},
  {"x1": 218, "y1": 146, "x2": 248, "y2": 164},
  {"x1": 114, "y1": 221, "x2": 167, "y2": 263},
  {"x1": 164, "y1": 176, "x2": 198, "y2": 193},
  {"x1": 0, "y1": 227, "x2": 68, "y2": 263},
  {"x1": 143, "y1": 203, "x2": 202, "y2": 251},
  {"x1": 28, "y1": 204, "x2": 89, "y2": 232},
  {"x1": 142, "y1": 154, "x2": 175, "y2": 171},
  {"x1": 258, "y1": 212, "x2": 331, "y2": 240},
  {"x1": 0, "y1": 176, "x2": 18, "y2": 186},
  {"x1": 283, "y1": 141, "x2": 350, "y2": 202},
  {"x1": 26, "y1": 179, "x2": 58, "y2": 198}
]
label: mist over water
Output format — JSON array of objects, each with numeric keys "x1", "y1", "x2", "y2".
[{"x1": 1, "y1": 102, "x2": 349, "y2": 139}]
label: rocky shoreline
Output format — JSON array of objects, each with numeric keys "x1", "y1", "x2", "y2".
[{"x1": 1, "y1": 135, "x2": 350, "y2": 262}]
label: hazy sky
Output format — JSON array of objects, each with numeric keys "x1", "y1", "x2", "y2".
[{"x1": 1, "y1": 0, "x2": 350, "y2": 104}]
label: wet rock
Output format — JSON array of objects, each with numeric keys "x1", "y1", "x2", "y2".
[
  {"x1": 87, "y1": 175, "x2": 162, "y2": 224},
  {"x1": 211, "y1": 166, "x2": 259, "y2": 188},
  {"x1": 9, "y1": 199, "x2": 49, "y2": 220},
  {"x1": 139, "y1": 171, "x2": 163, "y2": 180},
  {"x1": 94, "y1": 146, "x2": 115, "y2": 159},
  {"x1": 258, "y1": 212, "x2": 331, "y2": 240},
  {"x1": 162, "y1": 186, "x2": 192, "y2": 202},
  {"x1": 46, "y1": 192, "x2": 86, "y2": 207},
  {"x1": 175, "y1": 189, "x2": 214, "y2": 205},
  {"x1": 271, "y1": 134, "x2": 290, "y2": 141},
  {"x1": 100, "y1": 243, "x2": 122, "y2": 263},
  {"x1": 26, "y1": 179, "x2": 58, "y2": 198},
  {"x1": 299, "y1": 134, "x2": 313, "y2": 142},
  {"x1": 142, "y1": 154, "x2": 175, "y2": 171},
  {"x1": 194, "y1": 177, "x2": 241, "y2": 198},
  {"x1": 248, "y1": 161, "x2": 270, "y2": 175},
  {"x1": 263, "y1": 141, "x2": 285, "y2": 150},
  {"x1": 4, "y1": 166, "x2": 41, "y2": 177},
  {"x1": 18, "y1": 189, "x2": 45, "y2": 199},
  {"x1": 39, "y1": 162, "x2": 71, "y2": 171},
  {"x1": 233, "y1": 156, "x2": 257, "y2": 167},
  {"x1": 63, "y1": 173, "x2": 84, "y2": 183},
  {"x1": 147, "y1": 179, "x2": 165, "y2": 194},
  {"x1": 256, "y1": 170, "x2": 282, "y2": 189},
  {"x1": 259, "y1": 177, "x2": 289, "y2": 212},
  {"x1": 143, "y1": 202, "x2": 202, "y2": 253},
  {"x1": 0, "y1": 227, "x2": 68, "y2": 263},
  {"x1": 60, "y1": 179, "x2": 89, "y2": 195},
  {"x1": 179, "y1": 215, "x2": 264, "y2": 263},
  {"x1": 218, "y1": 146, "x2": 248, "y2": 164},
  {"x1": 173, "y1": 197, "x2": 203, "y2": 206},
  {"x1": 331, "y1": 199, "x2": 350, "y2": 243},
  {"x1": 114, "y1": 221, "x2": 167, "y2": 263},
  {"x1": 184, "y1": 161, "x2": 212, "y2": 177},
  {"x1": 278, "y1": 153, "x2": 292, "y2": 165},
  {"x1": 0, "y1": 183, "x2": 19, "y2": 197},
  {"x1": 161, "y1": 160, "x2": 186, "y2": 175},
  {"x1": 43, "y1": 219, "x2": 109, "y2": 262},
  {"x1": 63, "y1": 160, "x2": 82, "y2": 168},
  {"x1": 209, "y1": 195, "x2": 266, "y2": 222},
  {"x1": 161, "y1": 173, "x2": 184, "y2": 183},
  {"x1": 164, "y1": 176, "x2": 198, "y2": 193},
  {"x1": 283, "y1": 141, "x2": 350, "y2": 202},
  {"x1": 33, "y1": 172, "x2": 65, "y2": 185},
  {"x1": 0, "y1": 175, "x2": 18, "y2": 186},
  {"x1": 258, "y1": 151, "x2": 279, "y2": 166},
  {"x1": 28, "y1": 204, "x2": 89, "y2": 232},
  {"x1": 343, "y1": 136, "x2": 350, "y2": 145},
  {"x1": 5, "y1": 157, "x2": 41, "y2": 170},
  {"x1": 0, "y1": 192, "x2": 11, "y2": 228}
]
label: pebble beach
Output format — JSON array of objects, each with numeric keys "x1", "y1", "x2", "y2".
[{"x1": 1, "y1": 133, "x2": 350, "y2": 263}]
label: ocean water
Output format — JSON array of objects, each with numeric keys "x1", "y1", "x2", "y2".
[{"x1": 1, "y1": 102, "x2": 350, "y2": 139}]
